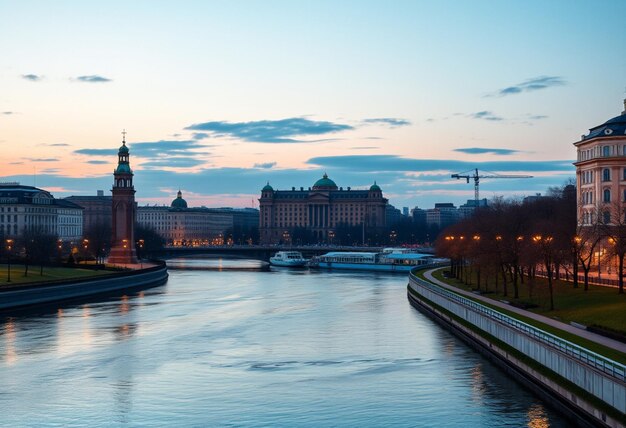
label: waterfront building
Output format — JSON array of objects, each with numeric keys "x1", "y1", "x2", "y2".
[
  {"x1": 108, "y1": 134, "x2": 138, "y2": 264},
  {"x1": 259, "y1": 174, "x2": 387, "y2": 244},
  {"x1": 411, "y1": 206, "x2": 427, "y2": 224},
  {"x1": 137, "y1": 191, "x2": 259, "y2": 246},
  {"x1": 426, "y1": 203, "x2": 459, "y2": 228},
  {"x1": 65, "y1": 190, "x2": 112, "y2": 233},
  {"x1": 574, "y1": 99, "x2": 626, "y2": 226},
  {"x1": 0, "y1": 183, "x2": 83, "y2": 242},
  {"x1": 458, "y1": 198, "x2": 488, "y2": 219},
  {"x1": 386, "y1": 204, "x2": 403, "y2": 226},
  {"x1": 574, "y1": 100, "x2": 626, "y2": 275}
]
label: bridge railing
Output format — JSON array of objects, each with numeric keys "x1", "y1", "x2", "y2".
[{"x1": 409, "y1": 269, "x2": 626, "y2": 383}]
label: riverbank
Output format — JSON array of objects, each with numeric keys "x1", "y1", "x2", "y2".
[
  {"x1": 430, "y1": 267, "x2": 626, "y2": 338},
  {"x1": 0, "y1": 261, "x2": 168, "y2": 311},
  {"x1": 408, "y1": 268, "x2": 626, "y2": 428}
]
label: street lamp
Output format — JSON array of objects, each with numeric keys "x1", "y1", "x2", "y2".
[
  {"x1": 328, "y1": 230, "x2": 335, "y2": 246},
  {"x1": 6, "y1": 239, "x2": 13, "y2": 283},
  {"x1": 137, "y1": 239, "x2": 145, "y2": 268},
  {"x1": 82, "y1": 239, "x2": 89, "y2": 264}
]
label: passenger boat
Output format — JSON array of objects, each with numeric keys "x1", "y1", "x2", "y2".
[
  {"x1": 269, "y1": 251, "x2": 308, "y2": 267},
  {"x1": 308, "y1": 248, "x2": 447, "y2": 272}
]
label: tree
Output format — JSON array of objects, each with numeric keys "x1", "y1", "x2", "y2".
[
  {"x1": 599, "y1": 201, "x2": 626, "y2": 294},
  {"x1": 21, "y1": 227, "x2": 58, "y2": 276},
  {"x1": 84, "y1": 221, "x2": 111, "y2": 264},
  {"x1": 134, "y1": 224, "x2": 165, "y2": 258}
]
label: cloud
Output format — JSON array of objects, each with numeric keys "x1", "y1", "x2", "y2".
[
  {"x1": 140, "y1": 157, "x2": 206, "y2": 169},
  {"x1": 494, "y1": 76, "x2": 566, "y2": 97},
  {"x1": 351, "y1": 146, "x2": 379, "y2": 150},
  {"x1": 49, "y1": 143, "x2": 70, "y2": 147},
  {"x1": 528, "y1": 114, "x2": 548, "y2": 120},
  {"x1": 363, "y1": 118, "x2": 411, "y2": 127},
  {"x1": 73, "y1": 75, "x2": 112, "y2": 83},
  {"x1": 21, "y1": 74, "x2": 42, "y2": 81},
  {"x1": 253, "y1": 162, "x2": 276, "y2": 169},
  {"x1": 469, "y1": 111, "x2": 503, "y2": 121},
  {"x1": 2, "y1": 111, "x2": 15, "y2": 115},
  {"x1": 454, "y1": 147, "x2": 520, "y2": 156},
  {"x1": 185, "y1": 117, "x2": 354, "y2": 143},
  {"x1": 24, "y1": 158, "x2": 58, "y2": 162},
  {"x1": 307, "y1": 154, "x2": 573, "y2": 173},
  {"x1": 192, "y1": 132, "x2": 210, "y2": 140},
  {"x1": 86, "y1": 160, "x2": 109, "y2": 165},
  {"x1": 1, "y1": 157, "x2": 574, "y2": 214},
  {"x1": 75, "y1": 148, "x2": 118, "y2": 156},
  {"x1": 74, "y1": 140, "x2": 209, "y2": 159}
]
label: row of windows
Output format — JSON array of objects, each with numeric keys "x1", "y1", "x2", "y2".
[
  {"x1": 578, "y1": 145, "x2": 626, "y2": 161},
  {"x1": 0, "y1": 215, "x2": 18, "y2": 223}
]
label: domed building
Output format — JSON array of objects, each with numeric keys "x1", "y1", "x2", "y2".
[
  {"x1": 574, "y1": 99, "x2": 626, "y2": 227},
  {"x1": 171, "y1": 190, "x2": 188, "y2": 209},
  {"x1": 137, "y1": 190, "x2": 259, "y2": 246},
  {"x1": 259, "y1": 174, "x2": 387, "y2": 244}
]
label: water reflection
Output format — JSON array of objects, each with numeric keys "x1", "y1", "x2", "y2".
[
  {"x1": 0, "y1": 259, "x2": 569, "y2": 426},
  {"x1": 3, "y1": 318, "x2": 17, "y2": 365}
]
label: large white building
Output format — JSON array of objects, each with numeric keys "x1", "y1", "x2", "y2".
[
  {"x1": 137, "y1": 191, "x2": 258, "y2": 246},
  {"x1": 0, "y1": 183, "x2": 83, "y2": 242}
]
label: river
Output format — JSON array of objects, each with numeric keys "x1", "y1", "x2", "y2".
[{"x1": 0, "y1": 258, "x2": 568, "y2": 426}]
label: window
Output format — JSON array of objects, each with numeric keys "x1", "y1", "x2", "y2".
[
  {"x1": 603, "y1": 146, "x2": 611, "y2": 157},
  {"x1": 604, "y1": 189, "x2": 611, "y2": 203},
  {"x1": 603, "y1": 168, "x2": 611, "y2": 181},
  {"x1": 604, "y1": 211, "x2": 611, "y2": 224}
]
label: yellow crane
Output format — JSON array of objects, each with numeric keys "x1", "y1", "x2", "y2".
[{"x1": 451, "y1": 168, "x2": 532, "y2": 203}]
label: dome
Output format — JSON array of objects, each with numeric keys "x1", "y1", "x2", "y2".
[
  {"x1": 171, "y1": 190, "x2": 188, "y2": 209},
  {"x1": 312, "y1": 173, "x2": 338, "y2": 190},
  {"x1": 583, "y1": 100, "x2": 626, "y2": 141},
  {"x1": 370, "y1": 182, "x2": 381, "y2": 192},
  {"x1": 262, "y1": 182, "x2": 273, "y2": 191},
  {"x1": 115, "y1": 163, "x2": 132, "y2": 174},
  {"x1": 118, "y1": 142, "x2": 129, "y2": 154}
]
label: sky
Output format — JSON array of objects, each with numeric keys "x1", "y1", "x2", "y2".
[{"x1": 1, "y1": 0, "x2": 625, "y2": 209}]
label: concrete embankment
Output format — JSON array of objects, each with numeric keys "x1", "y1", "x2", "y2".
[
  {"x1": 0, "y1": 262, "x2": 168, "y2": 310},
  {"x1": 408, "y1": 269, "x2": 626, "y2": 428}
]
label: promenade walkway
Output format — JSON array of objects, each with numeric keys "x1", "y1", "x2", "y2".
[{"x1": 423, "y1": 269, "x2": 626, "y2": 354}]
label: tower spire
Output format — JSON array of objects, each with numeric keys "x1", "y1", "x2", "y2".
[{"x1": 122, "y1": 129, "x2": 127, "y2": 144}]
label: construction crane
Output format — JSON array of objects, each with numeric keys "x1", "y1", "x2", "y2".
[{"x1": 451, "y1": 168, "x2": 532, "y2": 203}]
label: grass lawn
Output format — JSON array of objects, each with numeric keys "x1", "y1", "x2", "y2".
[
  {"x1": 413, "y1": 268, "x2": 626, "y2": 365},
  {"x1": 0, "y1": 264, "x2": 114, "y2": 287},
  {"x1": 431, "y1": 268, "x2": 626, "y2": 334}
]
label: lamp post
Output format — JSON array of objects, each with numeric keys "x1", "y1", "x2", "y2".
[
  {"x1": 328, "y1": 230, "x2": 335, "y2": 246},
  {"x1": 137, "y1": 239, "x2": 144, "y2": 269},
  {"x1": 6, "y1": 239, "x2": 13, "y2": 283},
  {"x1": 82, "y1": 239, "x2": 89, "y2": 264}
]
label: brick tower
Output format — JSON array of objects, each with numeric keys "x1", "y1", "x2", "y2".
[{"x1": 108, "y1": 131, "x2": 138, "y2": 264}]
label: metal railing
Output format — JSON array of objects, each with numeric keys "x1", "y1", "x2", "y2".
[{"x1": 409, "y1": 271, "x2": 626, "y2": 382}]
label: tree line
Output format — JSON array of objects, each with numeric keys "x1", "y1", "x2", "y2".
[{"x1": 435, "y1": 184, "x2": 626, "y2": 313}]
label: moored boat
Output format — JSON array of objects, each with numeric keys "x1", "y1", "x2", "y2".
[
  {"x1": 270, "y1": 251, "x2": 308, "y2": 267},
  {"x1": 309, "y1": 249, "x2": 447, "y2": 272}
]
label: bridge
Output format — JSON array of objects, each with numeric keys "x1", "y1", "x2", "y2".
[{"x1": 156, "y1": 245, "x2": 385, "y2": 261}]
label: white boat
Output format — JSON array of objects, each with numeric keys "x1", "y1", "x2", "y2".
[
  {"x1": 270, "y1": 251, "x2": 308, "y2": 267},
  {"x1": 309, "y1": 248, "x2": 447, "y2": 272}
]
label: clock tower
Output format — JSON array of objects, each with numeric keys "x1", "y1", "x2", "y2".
[{"x1": 108, "y1": 131, "x2": 138, "y2": 264}]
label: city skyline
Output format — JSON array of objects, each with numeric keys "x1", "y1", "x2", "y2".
[{"x1": 1, "y1": 1, "x2": 625, "y2": 208}]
